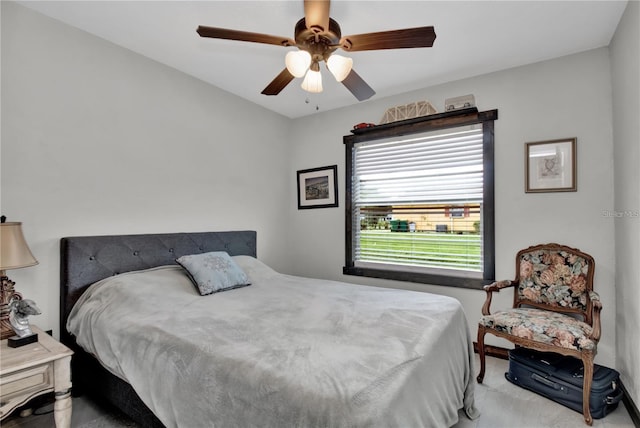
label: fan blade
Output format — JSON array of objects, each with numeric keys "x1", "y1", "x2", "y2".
[
  {"x1": 342, "y1": 69, "x2": 375, "y2": 101},
  {"x1": 261, "y1": 68, "x2": 295, "y2": 96},
  {"x1": 197, "y1": 26, "x2": 295, "y2": 47},
  {"x1": 304, "y1": 0, "x2": 330, "y2": 33},
  {"x1": 340, "y1": 26, "x2": 436, "y2": 52}
]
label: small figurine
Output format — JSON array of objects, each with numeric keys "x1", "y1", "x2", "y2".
[{"x1": 9, "y1": 299, "x2": 41, "y2": 338}]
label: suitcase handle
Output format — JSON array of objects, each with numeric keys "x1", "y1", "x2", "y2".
[
  {"x1": 531, "y1": 373, "x2": 565, "y2": 392},
  {"x1": 606, "y1": 386, "x2": 624, "y2": 405}
]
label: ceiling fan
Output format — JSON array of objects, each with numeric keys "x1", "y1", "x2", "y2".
[{"x1": 196, "y1": 0, "x2": 436, "y2": 101}]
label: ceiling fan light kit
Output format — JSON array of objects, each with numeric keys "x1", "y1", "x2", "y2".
[
  {"x1": 285, "y1": 50, "x2": 312, "y2": 78},
  {"x1": 197, "y1": 0, "x2": 436, "y2": 101},
  {"x1": 326, "y1": 54, "x2": 353, "y2": 82},
  {"x1": 301, "y1": 69, "x2": 323, "y2": 93}
]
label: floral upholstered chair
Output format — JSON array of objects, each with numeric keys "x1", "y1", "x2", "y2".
[{"x1": 477, "y1": 243, "x2": 602, "y2": 425}]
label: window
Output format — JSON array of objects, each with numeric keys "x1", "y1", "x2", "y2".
[{"x1": 343, "y1": 109, "x2": 497, "y2": 289}]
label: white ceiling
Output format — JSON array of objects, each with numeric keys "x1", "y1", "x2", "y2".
[{"x1": 17, "y1": 1, "x2": 627, "y2": 119}]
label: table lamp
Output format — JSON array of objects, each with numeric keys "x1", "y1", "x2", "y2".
[{"x1": 1, "y1": 217, "x2": 39, "y2": 340}]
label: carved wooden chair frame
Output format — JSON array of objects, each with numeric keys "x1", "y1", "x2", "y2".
[{"x1": 477, "y1": 243, "x2": 602, "y2": 425}]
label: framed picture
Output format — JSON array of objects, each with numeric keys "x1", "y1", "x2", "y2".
[
  {"x1": 525, "y1": 138, "x2": 577, "y2": 193},
  {"x1": 297, "y1": 165, "x2": 338, "y2": 209}
]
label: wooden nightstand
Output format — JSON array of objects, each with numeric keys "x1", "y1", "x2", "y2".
[{"x1": 0, "y1": 325, "x2": 73, "y2": 427}]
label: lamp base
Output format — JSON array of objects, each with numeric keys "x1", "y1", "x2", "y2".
[
  {"x1": 1, "y1": 317, "x2": 16, "y2": 340},
  {"x1": 8, "y1": 333, "x2": 38, "y2": 348},
  {"x1": 1, "y1": 273, "x2": 23, "y2": 340}
]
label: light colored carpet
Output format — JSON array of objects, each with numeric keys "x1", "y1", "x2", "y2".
[{"x1": 3, "y1": 355, "x2": 635, "y2": 428}]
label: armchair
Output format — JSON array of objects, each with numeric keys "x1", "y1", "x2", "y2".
[{"x1": 476, "y1": 243, "x2": 602, "y2": 425}]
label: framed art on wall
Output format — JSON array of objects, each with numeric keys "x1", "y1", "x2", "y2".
[
  {"x1": 525, "y1": 138, "x2": 577, "y2": 193},
  {"x1": 297, "y1": 165, "x2": 338, "y2": 209}
]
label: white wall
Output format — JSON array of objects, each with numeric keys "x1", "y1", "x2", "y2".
[
  {"x1": 1, "y1": 2, "x2": 291, "y2": 334},
  {"x1": 611, "y1": 0, "x2": 640, "y2": 407},
  {"x1": 1, "y1": 0, "x2": 630, "y2": 377},
  {"x1": 288, "y1": 48, "x2": 618, "y2": 368}
]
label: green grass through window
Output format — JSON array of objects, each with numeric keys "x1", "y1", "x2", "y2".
[{"x1": 358, "y1": 230, "x2": 482, "y2": 271}]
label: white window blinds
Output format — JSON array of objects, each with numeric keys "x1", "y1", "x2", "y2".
[
  {"x1": 351, "y1": 124, "x2": 484, "y2": 275},
  {"x1": 353, "y1": 125, "x2": 484, "y2": 206}
]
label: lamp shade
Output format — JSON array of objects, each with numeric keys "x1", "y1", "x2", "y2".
[
  {"x1": 326, "y1": 54, "x2": 353, "y2": 82},
  {"x1": 0, "y1": 222, "x2": 38, "y2": 270},
  {"x1": 301, "y1": 69, "x2": 323, "y2": 93},
  {"x1": 285, "y1": 50, "x2": 312, "y2": 78}
]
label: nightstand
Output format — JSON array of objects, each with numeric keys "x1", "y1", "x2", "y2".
[{"x1": 0, "y1": 325, "x2": 73, "y2": 427}]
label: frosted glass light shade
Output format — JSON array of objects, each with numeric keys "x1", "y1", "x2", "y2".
[
  {"x1": 327, "y1": 54, "x2": 353, "y2": 82},
  {"x1": 301, "y1": 69, "x2": 323, "y2": 93},
  {"x1": 285, "y1": 50, "x2": 312, "y2": 78}
]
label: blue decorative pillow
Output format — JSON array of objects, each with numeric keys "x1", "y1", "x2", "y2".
[{"x1": 176, "y1": 251, "x2": 250, "y2": 295}]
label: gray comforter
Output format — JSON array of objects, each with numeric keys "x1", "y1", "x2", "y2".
[{"x1": 67, "y1": 256, "x2": 479, "y2": 428}]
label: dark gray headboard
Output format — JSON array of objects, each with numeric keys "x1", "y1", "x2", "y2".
[{"x1": 60, "y1": 230, "x2": 256, "y2": 345}]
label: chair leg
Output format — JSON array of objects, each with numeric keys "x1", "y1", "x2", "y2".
[
  {"x1": 476, "y1": 325, "x2": 486, "y2": 383},
  {"x1": 581, "y1": 354, "x2": 594, "y2": 426}
]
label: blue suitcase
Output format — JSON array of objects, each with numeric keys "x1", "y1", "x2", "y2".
[{"x1": 505, "y1": 347, "x2": 623, "y2": 419}]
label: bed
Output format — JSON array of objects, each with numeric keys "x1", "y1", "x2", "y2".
[{"x1": 60, "y1": 231, "x2": 479, "y2": 427}]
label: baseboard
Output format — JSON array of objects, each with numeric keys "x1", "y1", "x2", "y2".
[
  {"x1": 619, "y1": 380, "x2": 640, "y2": 428},
  {"x1": 475, "y1": 342, "x2": 640, "y2": 427}
]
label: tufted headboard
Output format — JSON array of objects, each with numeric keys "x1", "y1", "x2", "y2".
[{"x1": 59, "y1": 230, "x2": 256, "y2": 345}]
